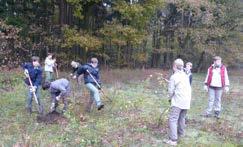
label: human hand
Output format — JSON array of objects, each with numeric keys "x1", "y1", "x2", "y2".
[
  {"x1": 30, "y1": 86, "x2": 37, "y2": 92},
  {"x1": 56, "y1": 95, "x2": 61, "y2": 101},
  {"x1": 24, "y1": 69, "x2": 29, "y2": 77},
  {"x1": 50, "y1": 102, "x2": 55, "y2": 111},
  {"x1": 224, "y1": 87, "x2": 229, "y2": 93},
  {"x1": 204, "y1": 85, "x2": 208, "y2": 92}
]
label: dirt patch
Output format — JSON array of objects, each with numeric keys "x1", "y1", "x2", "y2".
[{"x1": 36, "y1": 111, "x2": 68, "y2": 125}]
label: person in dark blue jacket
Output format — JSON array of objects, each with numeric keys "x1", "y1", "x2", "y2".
[
  {"x1": 184, "y1": 62, "x2": 193, "y2": 86},
  {"x1": 76, "y1": 57, "x2": 104, "y2": 111},
  {"x1": 22, "y1": 56, "x2": 43, "y2": 114}
]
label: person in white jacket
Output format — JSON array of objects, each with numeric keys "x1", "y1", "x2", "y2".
[
  {"x1": 164, "y1": 58, "x2": 191, "y2": 146},
  {"x1": 202, "y1": 56, "x2": 230, "y2": 118},
  {"x1": 44, "y1": 53, "x2": 56, "y2": 82}
]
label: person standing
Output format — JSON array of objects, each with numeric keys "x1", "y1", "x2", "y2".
[
  {"x1": 22, "y1": 56, "x2": 44, "y2": 114},
  {"x1": 202, "y1": 56, "x2": 230, "y2": 118},
  {"x1": 75, "y1": 57, "x2": 104, "y2": 112},
  {"x1": 44, "y1": 53, "x2": 56, "y2": 82},
  {"x1": 164, "y1": 59, "x2": 192, "y2": 146},
  {"x1": 184, "y1": 62, "x2": 193, "y2": 85}
]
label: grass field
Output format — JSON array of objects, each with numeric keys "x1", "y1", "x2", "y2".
[{"x1": 0, "y1": 69, "x2": 242, "y2": 146}]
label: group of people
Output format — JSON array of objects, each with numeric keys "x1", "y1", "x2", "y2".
[
  {"x1": 22, "y1": 54, "x2": 229, "y2": 146},
  {"x1": 164, "y1": 56, "x2": 229, "y2": 145},
  {"x1": 22, "y1": 54, "x2": 104, "y2": 114}
]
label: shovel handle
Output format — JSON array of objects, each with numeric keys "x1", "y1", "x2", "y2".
[{"x1": 26, "y1": 72, "x2": 39, "y2": 105}]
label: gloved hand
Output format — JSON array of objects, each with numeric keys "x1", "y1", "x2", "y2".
[
  {"x1": 70, "y1": 73, "x2": 73, "y2": 76},
  {"x1": 204, "y1": 85, "x2": 208, "y2": 92},
  {"x1": 224, "y1": 87, "x2": 229, "y2": 93},
  {"x1": 50, "y1": 102, "x2": 55, "y2": 111},
  {"x1": 30, "y1": 86, "x2": 37, "y2": 92},
  {"x1": 24, "y1": 69, "x2": 29, "y2": 77},
  {"x1": 72, "y1": 75, "x2": 77, "y2": 79},
  {"x1": 56, "y1": 95, "x2": 61, "y2": 101}
]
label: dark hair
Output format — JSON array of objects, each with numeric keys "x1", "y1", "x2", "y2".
[
  {"x1": 42, "y1": 81, "x2": 51, "y2": 90},
  {"x1": 52, "y1": 54, "x2": 56, "y2": 59}
]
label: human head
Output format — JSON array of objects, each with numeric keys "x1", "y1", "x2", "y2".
[
  {"x1": 42, "y1": 81, "x2": 51, "y2": 90},
  {"x1": 173, "y1": 58, "x2": 184, "y2": 72},
  {"x1": 186, "y1": 62, "x2": 193, "y2": 70},
  {"x1": 213, "y1": 56, "x2": 222, "y2": 67},
  {"x1": 71, "y1": 61, "x2": 78, "y2": 68},
  {"x1": 31, "y1": 56, "x2": 40, "y2": 67},
  {"x1": 47, "y1": 53, "x2": 53, "y2": 59},
  {"x1": 90, "y1": 57, "x2": 98, "y2": 68}
]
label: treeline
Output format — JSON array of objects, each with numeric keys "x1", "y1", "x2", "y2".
[{"x1": 0, "y1": 0, "x2": 242, "y2": 71}]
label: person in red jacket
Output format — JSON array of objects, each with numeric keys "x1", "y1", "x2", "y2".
[{"x1": 202, "y1": 56, "x2": 230, "y2": 118}]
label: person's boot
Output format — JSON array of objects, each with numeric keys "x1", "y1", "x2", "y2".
[
  {"x1": 97, "y1": 104, "x2": 104, "y2": 111},
  {"x1": 214, "y1": 111, "x2": 220, "y2": 119},
  {"x1": 38, "y1": 105, "x2": 44, "y2": 115},
  {"x1": 163, "y1": 139, "x2": 177, "y2": 146},
  {"x1": 200, "y1": 112, "x2": 211, "y2": 117}
]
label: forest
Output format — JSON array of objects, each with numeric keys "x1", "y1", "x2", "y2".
[
  {"x1": 0, "y1": 0, "x2": 243, "y2": 146},
  {"x1": 0, "y1": 0, "x2": 242, "y2": 70}
]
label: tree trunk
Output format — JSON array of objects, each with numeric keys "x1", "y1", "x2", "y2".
[
  {"x1": 59, "y1": 0, "x2": 65, "y2": 26},
  {"x1": 196, "y1": 51, "x2": 205, "y2": 72}
]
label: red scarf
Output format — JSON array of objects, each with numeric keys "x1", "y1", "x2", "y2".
[{"x1": 207, "y1": 65, "x2": 226, "y2": 87}]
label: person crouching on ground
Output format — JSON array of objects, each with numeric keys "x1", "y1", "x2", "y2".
[
  {"x1": 42, "y1": 78, "x2": 71, "y2": 113},
  {"x1": 202, "y1": 56, "x2": 230, "y2": 118},
  {"x1": 22, "y1": 56, "x2": 44, "y2": 114},
  {"x1": 75, "y1": 57, "x2": 104, "y2": 112},
  {"x1": 164, "y1": 58, "x2": 192, "y2": 146}
]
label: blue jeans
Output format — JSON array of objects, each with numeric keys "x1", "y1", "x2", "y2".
[
  {"x1": 85, "y1": 83, "x2": 102, "y2": 107},
  {"x1": 206, "y1": 87, "x2": 223, "y2": 114},
  {"x1": 27, "y1": 86, "x2": 41, "y2": 109}
]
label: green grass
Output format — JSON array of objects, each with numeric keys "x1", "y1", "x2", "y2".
[{"x1": 0, "y1": 69, "x2": 242, "y2": 146}]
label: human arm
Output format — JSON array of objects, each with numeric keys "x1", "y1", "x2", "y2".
[
  {"x1": 224, "y1": 67, "x2": 230, "y2": 93},
  {"x1": 189, "y1": 74, "x2": 192, "y2": 85},
  {"x1": 168, "y1": 76, "x2": 175, "y2": 99}
]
